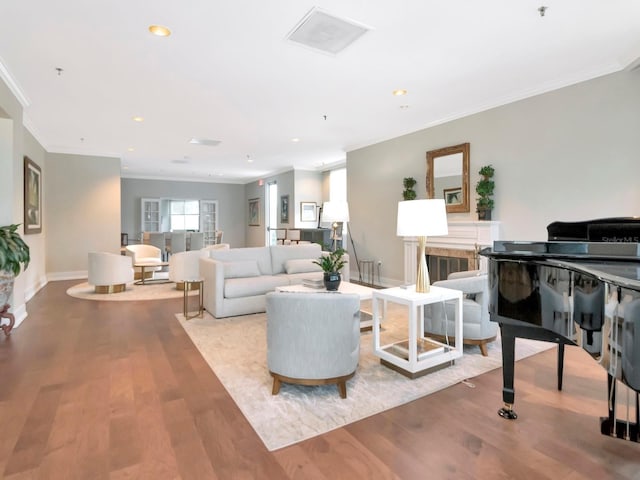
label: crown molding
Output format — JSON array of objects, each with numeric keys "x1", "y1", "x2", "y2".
[{"x1": 0, "y1": 56, "x2": 30, "y2": 107}]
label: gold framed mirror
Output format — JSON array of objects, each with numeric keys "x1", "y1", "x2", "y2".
[{"x1": 426, "y1": 143, "x2": 470, "y2": 213}]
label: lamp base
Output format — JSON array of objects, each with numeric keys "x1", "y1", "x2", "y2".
[{"x1": 416, "y1": 236, "x2": 431, "y2": 293}]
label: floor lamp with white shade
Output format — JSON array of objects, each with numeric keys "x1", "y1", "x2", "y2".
[
  {"x1": 396, "y1": 199, "x2": 448, "y2": 293},
  {"x1": 321, "y1": 201, "x2": 350, "y2": 251}
]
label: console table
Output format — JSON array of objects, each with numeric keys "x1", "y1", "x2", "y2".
[{"x1": 372, "y1": 285, "x2": 463, "y2": 378}]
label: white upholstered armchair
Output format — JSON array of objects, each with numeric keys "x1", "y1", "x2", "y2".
[
  {"x1": 266, "y1": 292, "x2": 361, "y2": 398},
  {"x1": 88, "y1": 252, "x2": 134, "y2": 293},
  {"x1": 423, "y1": 270, "x2": 497, "y2": 356},
  {"x1": 125, "y1": 244, "x2": 163, "y2": 280}
]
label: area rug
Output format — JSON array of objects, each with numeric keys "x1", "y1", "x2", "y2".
[
  {"x1": 66, "y1": 274, "x2": 196, "y2": 301},
  {"x1": 176, "y1": 303, "x2": 555, "y2": 451}
]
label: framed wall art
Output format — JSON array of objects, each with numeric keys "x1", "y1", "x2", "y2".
[
  {"x1": 248, "y1": 198, "x2": 260, "y2": 226},
  {"x1": 24, "y1": 156, "x2": 42, "y2": 234},
  {"x1": 280, "y1": 195, "x2": 289, "y2": 224},
  {"x1": 300, "y1": 201, "x2": 316, "y2": 222}
]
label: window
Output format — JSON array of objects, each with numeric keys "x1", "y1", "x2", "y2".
[
  {"x1": 170, "y1": 200, "x2": 200, "y2": 231},
  {"x1": 329, "y1": 167, "x2": 347, "y2": 201}
]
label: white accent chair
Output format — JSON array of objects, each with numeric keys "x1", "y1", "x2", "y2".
[
  {"x1": 169, "y1": 250, "x2": 205, "y2": 290},
  {"x1": 125, "y1": 244, "x2": 163, "y2": 280},
  {"x1": 266, "y1": 292, "x2": 361, "y2": 398},
  {"x1": 201, "y1": 243, "x2": 231, "y2": 253},
  {"x1": 87, "y1": 252, "x2": 134, "y2": 293},
  {"x1": 423, "y1": 270, "x2": 497, "y2": 356}
]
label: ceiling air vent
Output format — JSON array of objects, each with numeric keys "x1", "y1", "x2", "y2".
[{"x1": 287, "y1": 7, "x2": 370, "y2": 55}]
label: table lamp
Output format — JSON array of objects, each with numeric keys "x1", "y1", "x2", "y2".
[
  {"x1": 321, "y1": 201, "x2": 350, "y2": 251},
  {"x1": 396, "y1": 199, "x2": 448, "y2": 293}
]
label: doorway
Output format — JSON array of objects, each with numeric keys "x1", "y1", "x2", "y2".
[{"x1": 266, "y1": 181, "x2": 278, "y2": 245}]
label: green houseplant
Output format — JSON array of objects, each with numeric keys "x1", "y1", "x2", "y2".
[
  {"x1": 402, "y1": 177, "x2": 417, "y2": 200},
  {"x1": 475, "y1": 165, "x2": 495, "y2": 220},
  {"x1": 0, "y1": 224, "x2": 30, "y2": 336},
  {"x1": 313, "y1": 248, "x2": 347, "y2": 291}
]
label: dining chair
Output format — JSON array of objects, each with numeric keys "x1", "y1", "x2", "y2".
[
  {"x1": 189, "y1": 232, "x2": 205, "y2": 250},
  {"x1": 169, "y1": 232, "x2": 187, "y2": 256},
  {"x1": 148, "y1": 232, "x2": 167, "y2": 260}
]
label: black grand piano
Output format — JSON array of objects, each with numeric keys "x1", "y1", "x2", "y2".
[{"x1": 481, "y1": 217, "x2": 640, "y2": 442}]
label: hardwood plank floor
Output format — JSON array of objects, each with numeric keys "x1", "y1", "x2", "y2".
[{"x1": 0, "y1": 280, "x2": 638, "y2": 479}]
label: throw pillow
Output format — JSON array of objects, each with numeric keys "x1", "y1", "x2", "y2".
[
  {"x1": 223, "y1": 260, "x2": 261, "y2": 279},
  {"x1": 285, "y1": 258, "x2": 322, "y2": 274}
]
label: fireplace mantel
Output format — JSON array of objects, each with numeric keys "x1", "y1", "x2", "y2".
[{"x1": 403, "y1": 220, "x2": 501, "y2": 284}]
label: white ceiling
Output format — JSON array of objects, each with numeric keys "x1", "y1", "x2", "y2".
[{"x1": 1, "y1": 1, "x2": 639, "y2": 184}]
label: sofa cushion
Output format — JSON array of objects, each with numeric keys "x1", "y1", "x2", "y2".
[
  {"x1": 210, "y1": 247, "x2": 273, "y2": 274},
  {"x1": 223, "y1": 260, "x2": 261, "y2": 279},
  {"x1": 224, "y1": 275, "x2": 290, "y2": 299},
  {"x1": 284, "y1": 258, "x2": 322, "y2": 274},
  {"x1": 270, "y1": 244, "x2": 322, "y2": 274}
]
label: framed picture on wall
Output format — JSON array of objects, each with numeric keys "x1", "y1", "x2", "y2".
[
  {"x1": 248, "y1": 198, "x2": 260, "y2": 226},
  {"x1": 443, "y1": 187, "x2": 462, "y2": 205},
  {"x1": 300, "y1": 201, "x2": 316, "y2": 222},
  {"x1": 280, "y1": 195, "x2": 289, "y2": 224},
  {"x1": 24, "y1": 156, "x2": 42, "y2": 234}
]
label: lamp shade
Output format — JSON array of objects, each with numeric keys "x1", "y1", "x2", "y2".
[
  {"x1": 396, "y1": 199, "x2": 448, "y2": 237},
  {"x1": 321, "y1": 201, "x2": 350, "y2": 223}
]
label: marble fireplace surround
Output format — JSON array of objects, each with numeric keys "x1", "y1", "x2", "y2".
[{"x1": 403, "y1": 220, "x2": 501, "y2": 284}]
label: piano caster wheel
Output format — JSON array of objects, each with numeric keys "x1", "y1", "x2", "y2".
[{"x1": 498, "y1": 406, "x2": 518, "y2": 420}]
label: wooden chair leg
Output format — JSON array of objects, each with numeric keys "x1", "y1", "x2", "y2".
[
  {"x1": 272, "y1": 377, "x2": 281, "y2": 395},
  {"x1": 479, "y1": 342, "x2": 488, "y2": 357},
  {"x1": 337, "y1": 381, "x2": 347, "y2": 399}
]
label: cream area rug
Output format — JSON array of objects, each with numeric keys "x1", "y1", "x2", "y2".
[
  {"x1": 66, "y1": 274, "x2": 195, "y2": 301},
  {"x1": 176, "y1": 303, "x2": 554, "y2": 451}
]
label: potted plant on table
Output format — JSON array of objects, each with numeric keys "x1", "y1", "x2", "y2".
[
  {"x1": 313, "y1": 248, "x2": 347, "y2": 291},
  {"x1": 0, "y1": 224, "x2": 31, "y2": 336},
  {"x1": 475, "y1": 165, "x2": 495, "y2": 220}
]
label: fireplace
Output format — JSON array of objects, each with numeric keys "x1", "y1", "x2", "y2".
[{"x1": 403, "y1": 220, "x2": 500, "y2": 284}]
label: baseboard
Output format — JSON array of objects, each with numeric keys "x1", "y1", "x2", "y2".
[
  {"x1": 25, "y1": 275, "x2": 48, "y2": 301},
  {"x1": 47, "y1": 270, "x2": 88, "y2": 282}
]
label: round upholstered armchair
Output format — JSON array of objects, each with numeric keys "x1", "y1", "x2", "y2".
[
  {"x1": 423, "y1": 270, "x2": 497, "y2": 356},
  {"x1": 87, "y1": 252, "x2": 134, "y2": 293},
  {"x1": 266, "y1": 292, "x2": 361, "y2": 398},
  {"x1": 125, "y1": 244, "x2": 163, "y2": 280}
]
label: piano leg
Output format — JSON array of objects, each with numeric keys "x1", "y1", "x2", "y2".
[
  {"x1": 557, "y1": 343, "x2": 565, "y2": 391},
  {"x1": 600, "y1": 373, "x2": 640, "y2": 442},
  {"x1": 498, "y1": 324, "x2": 518, "y2": 420}
]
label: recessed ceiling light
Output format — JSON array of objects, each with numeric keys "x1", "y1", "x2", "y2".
[
  {"x1": 291, "y1": 138, "x2": 300, "y2": 142},
  {"x1": 400, "y1": 105, "x2": 410, "y2": 109},
  {"x1": 127, "y1": 147, "x2": 135, "y2": 152},
  {"x1": 189, "y1": 138, "x2": 221, "y2": 146},
  {"x1": 132, "y1": 116, "x2": 144, "y2": 122},
  {"x1": 393, "y1": 89, "x2": 407, "y2": 96},
  {"x1": 148, "y1": 25, "x2": 171, "y2": 37}
]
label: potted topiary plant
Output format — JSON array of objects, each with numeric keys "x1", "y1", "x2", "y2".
[
  {"x1": 402, "y1": 177, "x2": 417, "y2": 200},
  {"x1": 475, "y1": 165, "x2": 495, "y2": 220},
  {"x1": 313, "y1": 247, "x2": 347, "y2": 291},
  {"x1": 0, "y1": 224, "x2": 30, "y2": 336}
]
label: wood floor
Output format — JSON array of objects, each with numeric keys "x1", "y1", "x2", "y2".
[{"x1": 1, "y1": 280, "x2": 639, "y2": 479}]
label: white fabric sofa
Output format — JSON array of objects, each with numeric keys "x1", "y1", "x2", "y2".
[
  {"x1": 199, "y1": 244, "x2": 350, "y2": 318},
  {"x1": 87, "y1": 252, "x2": 134, "y2": 293}
]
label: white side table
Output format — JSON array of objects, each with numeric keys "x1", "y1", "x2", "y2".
[{"x1": 372, "y1": 285, "x2": 463, "y2": 378}]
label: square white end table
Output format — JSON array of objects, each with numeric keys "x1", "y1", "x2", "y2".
[{"x1": 372, "y1": 285, "x2": 463, "y2": 378}]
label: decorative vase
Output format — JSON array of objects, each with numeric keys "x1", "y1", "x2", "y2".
[
  {"x1": 323, "y1": 272, "x2": 341, "y2": 291},
  {"x1": 0, "y1": 270, "x2": 16, "y2": 336}
]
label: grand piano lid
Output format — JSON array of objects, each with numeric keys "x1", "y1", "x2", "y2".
[{"x1": 485, "y1": 241, "x2": 640, "y2": 259}]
